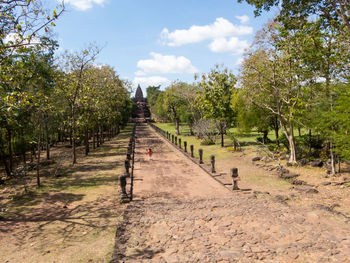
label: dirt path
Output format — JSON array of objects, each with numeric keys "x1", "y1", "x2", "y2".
[{"x1": 113, "y1": 124, "x2": 350, "y2": 262}]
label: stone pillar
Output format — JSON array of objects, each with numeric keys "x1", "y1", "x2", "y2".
[
  {"x1": 210, "y1": 155, "x2": 216, "y2": 173},
  {"x1": 119, "y1": 174, "x2": 128, "y2": 202},
  {"x1": 190, "y1": 145, "x2": 194, "y2": 157},
  {"x1": 179, "y1": 138, "x2": 182, "y2": 149},
  {"x1": 124, "y1": 159, "x2": 130, "y2": 177},
  {"x1": 175, "y1": 136, "x2": 178, "y2": 146},
  {"x1": 184, "y1": 141, "x2": 187, "y2": 152},
  {"x1": 199, "y1": 149, "x2": 204, "y2": 164},
  {"x1": 231, "y1": 168, "x2": 240, "y2": 190}
]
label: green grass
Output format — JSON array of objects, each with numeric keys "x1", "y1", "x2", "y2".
[{"x1": 154, "y1": 122, "x2": 279, "y2": 163}]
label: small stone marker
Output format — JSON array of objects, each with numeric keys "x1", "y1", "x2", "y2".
[
  {"x1": 184, "y1": 141, "x2": 187, "y2": 152},
  {"x1": 210, "y1": 155, "x2": 216, "y2": 173},
  {"x1": 119, "y1": 174, "x2": 128, "y2": 202},
  {"x1": 231, "y1": 168, "x2": 240, "y2": 190},
  {"x1": 124, "y1": 159, "x2": 130, "y2": 177},
  {"x1": 199, "y1": 149, "x2": 204, "y2": 164},
  {"x1": 190, "y1": 145, "x2": 194, "y2": 157},
  {"x1": 179, "y1": 138, "x2": 182, "y2": 149}
]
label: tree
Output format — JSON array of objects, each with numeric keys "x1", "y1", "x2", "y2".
[
  {"x1": 238, "y1": 0, "x2": 350, "y2": 32},
  {"x1": 240, "y1": 21, "x2": 308, "y2": 163},
  {"x1": 162, "y1": 82, "x2": 190, "y2": 135},
  {"x1": 56, "y1": 44, "x2": 101, "y2": 164},
  {"x1": 1, "y1": 0, "x2": 65, "y2": 61},
  {"x1": 196, "y1": 65, "x2": 237, "y2": 147}
]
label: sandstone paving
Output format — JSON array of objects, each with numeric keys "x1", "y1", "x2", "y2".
[{"x1": 113, "y1": 124, "x2": 350, "y2": 262}]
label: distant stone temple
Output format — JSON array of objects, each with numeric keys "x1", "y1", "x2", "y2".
[
  {"x1": 133, "y1": 85, "x2": 146, "y2": 103},
  {"x1": 132, "y1": 84, "x2": 150, "y2": 121}
]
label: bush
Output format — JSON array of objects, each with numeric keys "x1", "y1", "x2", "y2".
[
  {"x1": 200, "y1": 139, "x2": 215, "y2": 145},
  {"x1": 278, "y1": 134, "x2": 325, "y2": 158}
]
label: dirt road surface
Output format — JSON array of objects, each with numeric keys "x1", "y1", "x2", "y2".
[{"x1": 113, "y1": 124, "x2": 350, "y2": 262}]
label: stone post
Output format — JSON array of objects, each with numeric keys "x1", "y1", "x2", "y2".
[
  {"x1": 199, "y1": 149, "x2": 204, "y2": 164},
  {"x1": 119, "y1": 174, "x2": 128, "y2": 202},
  {"x1": 231, "y1": 168, "x2": 240, "y2": 190},
  {"x1": 210, "y1": 155, "x2": 216, "y2": 173},
  {"x1": 179, "y1": 138, "x2": 182, "y2": 149},
  {"x1": 184, "y1": 141, "x2": 187, "y2": 152},
  {"x1": 124, "y1": 159, "x2": 130, "y2": 177},
  {"x1": 190, "y1": 145, "x2": 194, "y2": 157},
  {"x1": 175, "y1": 136, "x2": 178, "y2": 146}
]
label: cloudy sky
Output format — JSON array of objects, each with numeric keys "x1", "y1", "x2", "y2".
[{"x1": 54, "y1": 0, "x2": 274, "y2": 93}]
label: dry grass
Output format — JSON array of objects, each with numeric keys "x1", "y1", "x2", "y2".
[{"x1": 0, "y1": 126, "x2": 132, "y2": 263}]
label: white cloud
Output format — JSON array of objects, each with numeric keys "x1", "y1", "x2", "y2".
[
  {"x1": 160, "y1": 17, "x2": 252, "y2": 47},
  {"x1": 134, "y1": 70, "x2": 146, "y2": 76},
  {"x1": 64, "y1": 0, "x2": 107, "y2": 11},
  {"x1": 137, "y1": 52, "x2": 198, "y2": 74},
  {"x1": 236, "y1": 15, "x2": 250, "y2": 24},
  {"x1": 209, "y1": 37, "x2": 249, "y2": 54},
  {"x1": 133, "y1": 76, "x2": 170, "y2": 88}
]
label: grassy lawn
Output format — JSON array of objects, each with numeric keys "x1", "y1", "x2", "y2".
[
  {"x1": 154, "y1": 122, "x2": 278, "y2": 162},
  {"x1": 0, "y1": 125, "x2": 132, "y2": 263}
]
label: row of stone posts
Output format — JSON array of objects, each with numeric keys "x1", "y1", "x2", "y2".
[
  {"x1": 149, "y1": 123, "x2": 240, "y2": 191},
  {"x1": 119, "y1": 123, "x2": 137, "y2": 203}
]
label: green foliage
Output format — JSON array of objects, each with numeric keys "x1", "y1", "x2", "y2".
[{"x1": 195, "y1": 65, "x2": 237, "y2": 146}]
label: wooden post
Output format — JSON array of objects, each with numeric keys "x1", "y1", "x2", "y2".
[
  {"x1": 179, "y1": 138, "x2": 182, "y2": 149},
  {"x1": 175, "y1": 136, "x2": 178, "y2": 146},
  {"x1": 184, "y1": 141, "x2": 187, "y2": 152},
  {"x1": 190, "y1": 145, "x2": 194, "y2": 157}
]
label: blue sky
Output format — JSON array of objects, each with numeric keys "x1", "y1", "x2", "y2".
[{"x1": 53, "y1": 0, "x2": 275, "y2": 94}]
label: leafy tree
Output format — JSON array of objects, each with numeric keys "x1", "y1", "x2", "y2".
[
  {"x1": 56, "y1": 44, "x2": 101, "y2": 164},
  {"x1": 196, "y1": 65, "x2": 237, "y2": 147},
  {"x1": 238, "y1": 0, "x2": 350, "y2": 32},
  {"x1": 162, "y1": 82, "x2": 190, "y2": 135},
  {"x1": 1, "y1": 0, "x2": 65, "y2": 61}
]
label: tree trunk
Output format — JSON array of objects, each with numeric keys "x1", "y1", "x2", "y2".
[
  {"x1": 36, "y1": 123, "x2": 42, "y2": 187},
  {"x1": 45, "y1": 122, "x2": 50, "y2": 160},
  {"x1": 7, "y1": 129, "x2": 13, "y2": 173},
  {"x1": 263, "y1": 130, "x2": 268, "y2": 144},
  {"x1": 85, "y1": 127, "x2": 89, "y2": 156},
  {"x1": 0, "y1": 138, "x2": 11, "y2": 177},
  {"x1": 175, "y1": 118, "x2": 180, "y2": 135},
  {"x1": 330, "y1": 142, "x2": 336, "y2": 175},
  {"x1": 298, "y1": 127, "x2": 301, "y2": 137},
  {"x1": 308, "y1": 129, "x2": 312, "y2": 157},
  {"x1": 72, "y1": 106, "x2": 77, "y2": 164},
  {"x1": 93, "y1": 127, "x2": 96, "y2": 149},
  {"x1": 97, "y1": 127, "x2": 100, "y2": 147},
  {"x1": 21, "y1": 128, "x2": 26, "y2": 164},
  {"x1": 284, "y1": 122, "x2": 297, "y2": 163},
  {"x1": 274, "y1": 117, "x2": 279, "y2": 146},
  {"x1": 220, "y1": 124, "x2": 225, "y2": 147}
]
